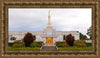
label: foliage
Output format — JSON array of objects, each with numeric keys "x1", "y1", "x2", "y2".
[
  {"x1": 56, "y1": 42, "x2": 69, "y2": 47},
  {"x1": 14, "y1": 40, "x2": 22, "y2": 44},
  {"x1": 8, "y1": 43, "x2": 14, "y2": 46},
  {"x1": 74, "y1": 43, "x2": 86, "y2": 48},
  {"x1": 30, "y1": 42, "x2": 43, "y2": 47},
  {"x1": 62, "y1": 44, "x2": 69, "y2": 47},
  {"x1": 87, "y1": 26, "x2": 92, "y2": 39},
  {"x1": 65, "y1": 34, "x2": 75, "y2": 46},
  {"x1": 80, "y1": 33, "x2": 88, "y2": 39},
  {"x1": 34, "y1": 41, "x2": 43, "y2": 44},
  {"x1": 12, "y1": 40, "x2": 25, "y2": 48},
  {"x1": 85, "y1": 43, "x2": 92, "y2": 47},
  {"x1": 10, "y1": 37, "x2": 16, "y2": 40},
  {"x1": 30, "y1": 42, "x2": 39, "y2": 47},
  {"x1": 74, "y1": 40, "x2": 86, "y2": 48},
  {"x1": 12, "y1": 43, "x2": 25, "y2": 48},
  {"x1": 56, "y1": 41, "x2": 66, "y2": 43},
  {"x1": 75, "y1": 40, "x2": 85, "y2": 43},
  {"x1": 23, "y1": 32, "x2": 36, "y2": 47}
]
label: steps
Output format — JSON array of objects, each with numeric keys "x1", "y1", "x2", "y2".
[{"x1": 40, "y1": 46, "x2": 58, "y2": 50}]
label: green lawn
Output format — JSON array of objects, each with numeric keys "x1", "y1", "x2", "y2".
[
  {"x1": 58, "y1": 46, "x2": 92, "y2": 50},
  {"x1": 8, "y1": 46, "x2": 40, "y2": 50},
  {"x1": 8, "y1": 41, "x2": 92, "y2": 50},
  {"x1": 8, "y1": 46, "x2": 92, "y2": 50}
]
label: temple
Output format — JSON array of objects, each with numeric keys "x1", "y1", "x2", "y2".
[{"x1": 9, "y1": 10, "x2": 80, "y2": 46}]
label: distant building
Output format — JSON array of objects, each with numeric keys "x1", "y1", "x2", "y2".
[{"x1": 9, "y1": 10, "x2": 80, "y2": 46}]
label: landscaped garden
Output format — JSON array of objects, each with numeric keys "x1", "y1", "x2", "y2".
[
  {"x1": 56, "y1": 34, "x2": 92, "y2": 50},
  {"x1": 8, "y1": 32, "x2": 43, "y2": 50},
  {"x1": 8, "y1": 42, "x2": 42, "y2": 50},
  {"x1": 56, "y1": 41, "x2": 92, "y2": 50},
  {"x1": 8, "y1": 41, "x2": 92, "y2": 50},
  {"x1": 8, "y1": 33, "x2": 92, "y2": 50}
]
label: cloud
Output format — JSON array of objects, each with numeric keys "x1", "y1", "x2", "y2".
[{"x1": 9, "y1": 8, "x2": 91, "y2": 35}]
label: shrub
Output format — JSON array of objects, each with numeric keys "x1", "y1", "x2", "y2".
[
  {"x1": 14, "y1": 40, "x2": 22, "y2": 44},
  {"x1": 19, "y1": 43, "x2": 25, "y2": 47},
  {"x1": 62, "y1": 44, "x2": 69, "y2": 47},
  {"x1": 34, "y1": 41, "x2": 43, "y2": 44},
  {"x1": 23, "y1": 32, "x2": 36, "y2": 47},
  {"x1": 12, "y1": 44, "x2": 18, "y2": 48},
  {"x1": 86, "y1": 43, "x2": 92, "y2": 47},
  {"x1": 74, "y1": 43, "x2": 86, "y2": 48},
  {"x1": 57, "y1": 43, "x2": 63, "y2": 47},
  {"x1": 37, "y1": 44, "x2": 41, "y2": 47},
  {"x1": 65, "y1": 34, "x2": 75, "y2": 46},
  {"x1": 12, "y1": 43, "x2": 25, "y2": 48},
  {"x1": 74, "y1": 40, "x2": 87, "y2": 48},
  {"x1": 8, "y1": 43, "x2": 14, "y2": 46},
  {"x1": 30, "y1": 43, "x2": 37, "y2": 47},
  {"x1": 75, "y1": 40, "x2": 85, "y2": 44},
  {"x1": 10, "y1": 37, "x2": 16, "y2": 40},
  {"x1": 56, "y1": 42, "x2": 69, "y2": 47},
  {"x1": 30, "y1": 42, "x2": 39, "y2": 47},
  {"x1": 30, "y1": 42, "x2": 43, "y2": 47}
]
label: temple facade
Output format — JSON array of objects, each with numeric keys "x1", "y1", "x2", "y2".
[{"x1": 9, "y1": 10, "x2": 80, "y2": 46}]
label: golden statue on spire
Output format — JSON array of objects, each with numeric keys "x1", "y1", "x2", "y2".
[
  {"x1": 48, "y1": 10, "x2": 50, "y2": 15},
  {"x1": 48, "y1": 10, "x2": 51, "y2": 26}
]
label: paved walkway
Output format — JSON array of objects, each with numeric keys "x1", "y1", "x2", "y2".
[{"x1": 40, "y1": 46, "x2": 58, "y2": 50}]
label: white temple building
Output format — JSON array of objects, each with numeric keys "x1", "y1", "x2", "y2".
[{"x1": 9, "y1": 10, "x2": 80, "y2": 46}]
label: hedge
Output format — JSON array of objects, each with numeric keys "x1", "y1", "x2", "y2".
[
  {"x1": 12, "y1": 43, "x2": 25, "y2": 48},
  {"x1": 8, "y1": 43, "x2": 14, "y2": 46},
  {"x1": 85, "y1": 43, "x2": 92, "y2": 47},
  {"x1": 56, "y1": 42, "x2": 69, "y2": 47},
  {"x1": 34, "y1": 42, "x2": 43, "y2": 44},
  {"x1": 30, "y1": 42, "x2": 43, "y2": 47}
]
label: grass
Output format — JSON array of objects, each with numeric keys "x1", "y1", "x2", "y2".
[
  {"x1": 58, "y1": 46, "x2": 92, "y2": 50},
  {"x1": 8, "y1": 46, "x2": 92, "y2": 50},
  {"x1": 8, "y1": 46, "x2": 40, "y2": 50},
  {"x1": 8, "y1": 42, "x2": 92, "y2": 50}
]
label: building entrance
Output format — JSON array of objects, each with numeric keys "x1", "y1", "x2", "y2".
[{"x1": 46, "y1": 37, "x2": 53, "y2": 46}]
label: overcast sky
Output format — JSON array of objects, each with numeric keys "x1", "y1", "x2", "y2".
[{"x1": 9, "y1": 8, "x2": 92, "y2": 35}]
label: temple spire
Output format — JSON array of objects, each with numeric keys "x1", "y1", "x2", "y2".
[
  {"x1": 43, "y1": 10, "x2": 56, "y2": 31},
  {"x1": 48, "y1": 10, "x2": 51, "y2": 26}
]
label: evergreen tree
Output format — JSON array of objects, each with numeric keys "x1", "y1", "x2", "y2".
[
  {"x1": 87, "y1": 26, "x2": 92, "y2": 39},
  {"x1": 10, "y1": 37, "x2": 16, "y2": 40},
  {"x1": 65, "y1": 34, "x2": 75, "y2": 46},
  {"x1": 23, "y1": 32, "x2": 35, "y2": 47},
  {"x1": 80, "y1": 33, "x2": 88, "y2": 40}
]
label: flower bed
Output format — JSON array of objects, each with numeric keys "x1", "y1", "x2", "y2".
[
  {"x1": 30, "y1": 41, "x2": 44, "y2": 48},
  {"x1": 56, "y1": 42, "x2": 69, "y2": 47}
]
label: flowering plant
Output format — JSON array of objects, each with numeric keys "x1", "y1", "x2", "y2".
[{"x1": 40, "y1": 43, "x2": 44, "y2": 45}]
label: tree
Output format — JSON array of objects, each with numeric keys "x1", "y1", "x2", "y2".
[
  {"x1": 10, "y1": 37, "x2": 16, "y2": 40},
  {"x1": 87, "y1": 26, "x2": 92, "y2": 39},
  {"x1": 80, "y1": 33, "x2": 88, "y2": 40},
  {"x1": 65, "y1": 34, "x2": 75, "y2": 46},
  {"x1": 23, "y1": 32, "x2": 36, "y2": 47}
]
